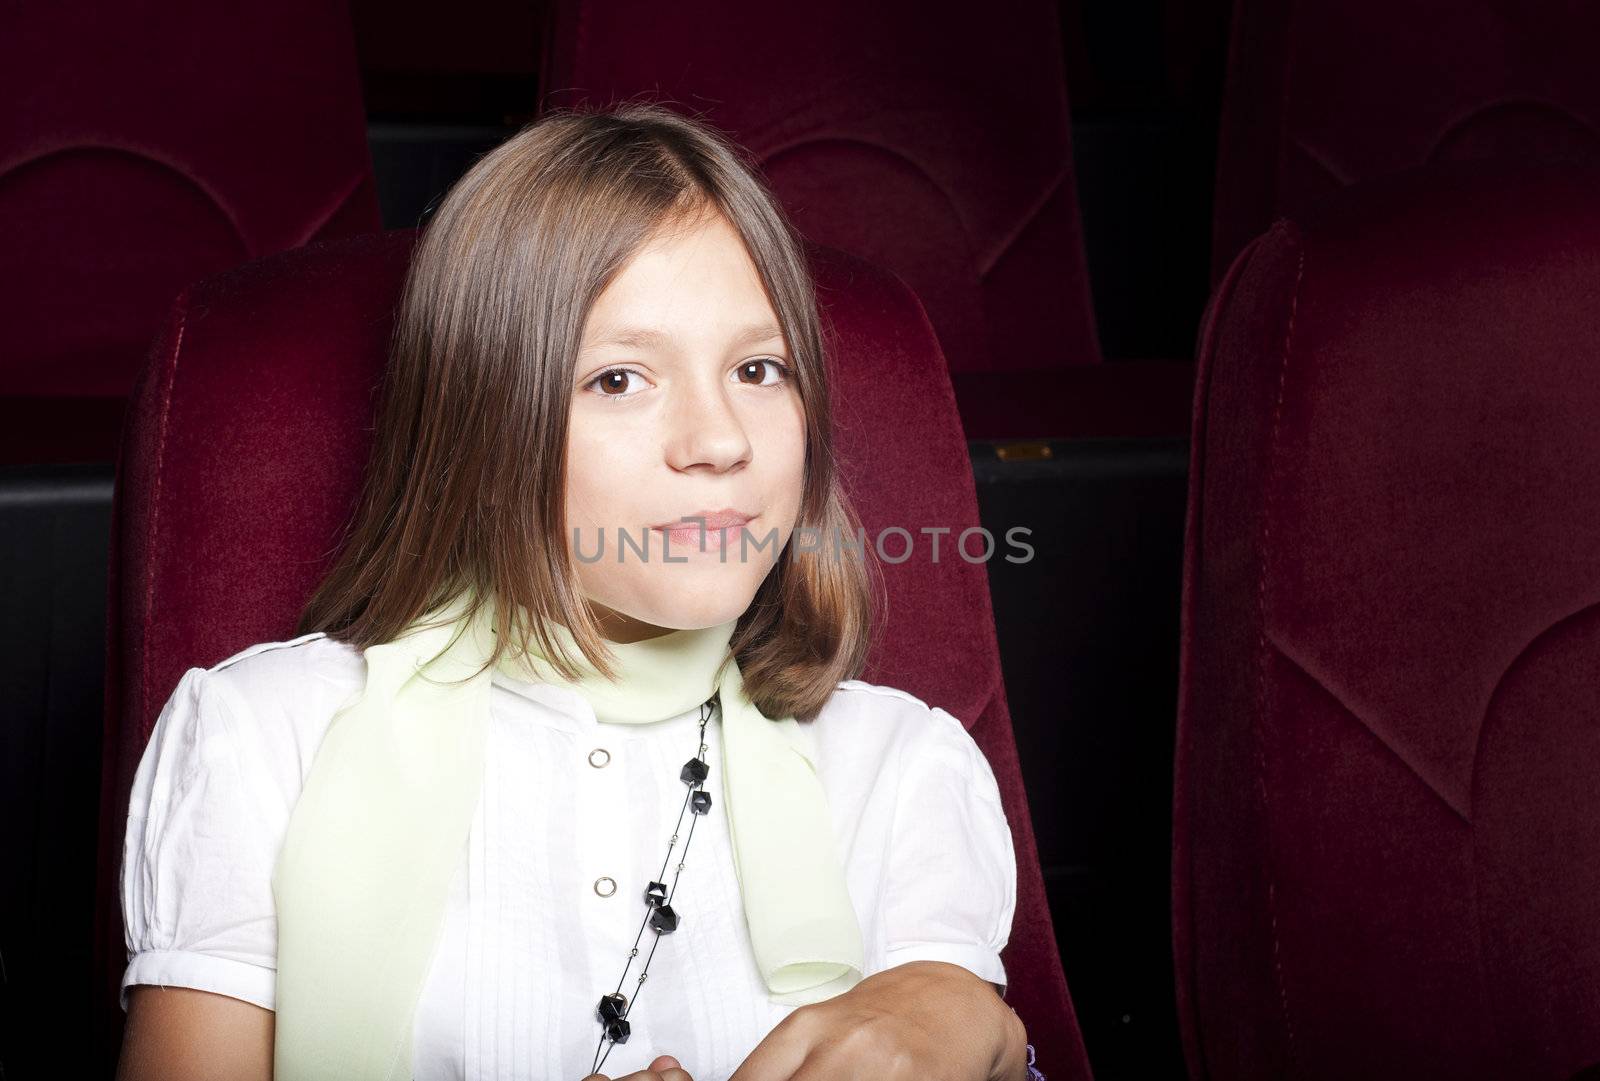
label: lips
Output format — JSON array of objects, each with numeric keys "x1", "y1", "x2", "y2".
[
  {"x1": 649, "y1": 508, "x2": 756, "y2": 554},
  {"x1": 651, "y1": 508, "x2": 755, "y2": 530}
]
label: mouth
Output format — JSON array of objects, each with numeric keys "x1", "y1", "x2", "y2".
[
  {"x1": 650, "y1": 509, "x2": 757, "y2": 553},
  {"x1": 652, "y1": 508, "x2": 756, "y2": 530}
]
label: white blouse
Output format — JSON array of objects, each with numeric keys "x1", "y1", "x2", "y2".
[{"x1": 120, "y1": 631, "x2": 1018, "y2": 1081}]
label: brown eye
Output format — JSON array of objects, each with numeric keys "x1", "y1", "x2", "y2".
[
  {"x1": 735, "y1": 358, "x2": 790, "y2": 386},
  {"x1": 584, "y1": 368, "x2": 645, "y2": 399}
]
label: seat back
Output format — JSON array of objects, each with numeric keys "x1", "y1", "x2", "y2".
[
  {"x1": 0, "y1": 0, "x2": 380, "y2": 463},
  {"x1": 1176, "y1": 161, "x2": 1600, "y2": 1080},
  {"x1": 1212, "y1": 0, "x2": 1600, "y2": 282}
]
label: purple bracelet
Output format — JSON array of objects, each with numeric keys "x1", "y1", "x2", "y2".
[{"x1": 1025, "y1": 1041, "x2": 1045, "y2": 1080}]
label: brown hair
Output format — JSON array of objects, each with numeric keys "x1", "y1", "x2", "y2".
[{"x1": 296, "y1": 101, "x2": 881, "y2": 722}]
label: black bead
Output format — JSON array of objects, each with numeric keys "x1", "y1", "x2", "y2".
[
  {"x1": 604, "y1": 1017, "x2": 631, "y2": 1043},
  {"x1": 690, "y1": 790, "x2": 712, "y2": 815},
  {"x1": 645, "y1": 880, "x2": 668, "y2": 907},
  {"x1": 597, "y1": 992, "x2": 627, "y2": 1022},
  {"x1": 649, "y1": 903, "x2": 679, "y2": 934},
  {"x1": 680, "y1": 757, "x2": 708, "y2": 786}
]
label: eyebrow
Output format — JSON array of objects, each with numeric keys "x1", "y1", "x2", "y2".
[{"x1": 581, "y1": 321, "x2": 786, "y2": 354}]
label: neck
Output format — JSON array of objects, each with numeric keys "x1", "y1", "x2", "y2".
[{"x1": 584, "y1": 601, "x2": 673, "y2": 644}]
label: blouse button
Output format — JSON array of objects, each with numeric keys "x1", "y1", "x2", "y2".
[
  {"x1": 588, "y1": 747, "x2": 611, "y2": 768},
  {"x1": 594, "y1": 876, "x2": 617, "y2": 897}
]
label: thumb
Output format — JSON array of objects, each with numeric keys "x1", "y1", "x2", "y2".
[{"x1": 651, "y1": 1054, "x2": 682, "y2": 1070}]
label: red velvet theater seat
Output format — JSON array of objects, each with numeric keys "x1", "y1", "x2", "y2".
[
  {"x1": 539, "y1": 0, "x2": 1158, "y2": 441},
  {"x1": 1212, "y1": 0, "x2": 1600, "y2": 284},
  {"x1": 93, "y1": 229, "x2": 1095, "y2": 1079},
  {"x1": 1175, "y1": 159, "x2": 1600, "y2": 1081},
  {"x1": 0, "y1": 0, "x2": 381, "y2": 466}
]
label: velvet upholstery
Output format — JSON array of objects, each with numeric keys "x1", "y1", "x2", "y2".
[
  {"x1": 1212, "y1": 0, "x2": 1600, "y2": 283},
  {"x1": 0, "y1": 0, "x2": 381, "y2": 464},
  {"x1": 1174, "y1": 160, "x2": 1600, "y2": 1080},
  {"x1": 91, "y1": 229, "x2": 1094, "y2": 1079}
]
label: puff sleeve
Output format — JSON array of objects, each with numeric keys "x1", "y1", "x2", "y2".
[
  {"x1": 119, "y1": 666, "x2": 279, "y2": 1012},
  {"x1": 878, "y1": 704, "x2": 1018, "y2": 996}
]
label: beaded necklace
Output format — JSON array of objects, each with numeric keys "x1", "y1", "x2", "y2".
[{"x1": 591, "y1": 693, "x2": 718, "y2": 1076}]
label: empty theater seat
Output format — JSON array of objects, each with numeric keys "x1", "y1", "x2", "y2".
[
  {"x1": 91, "y1": 229, "x2": 1095, "y2": 1080},
  {"x1": 0, "y1": 0, "x2": 382, "y2": 465},
  {"x1": 1211, "y1": 0, "x2": 1600, "y2": 283},
  {"x1": 1175, "y1": 160, "x2": 1600, "y2": 1080}
]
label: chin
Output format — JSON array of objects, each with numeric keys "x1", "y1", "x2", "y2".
[{"x1": 622, "y1": 580, "x2": 760, "y2": 631}]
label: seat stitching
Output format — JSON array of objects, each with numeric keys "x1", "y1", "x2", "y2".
[
  {"x1": 1253, "y1": 238, "x2": 1305, "y2": 1066},
  {"x1": 139, "y1": 290, "x2": 191, "y2": 740}
]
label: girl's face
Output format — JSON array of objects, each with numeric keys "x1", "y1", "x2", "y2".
[{"x1": 564, "y1": 209, "x2": 807, "y2": 642}]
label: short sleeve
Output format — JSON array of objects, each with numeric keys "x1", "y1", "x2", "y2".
[
  {"x1": 119, "y1": 666, "x2": 279, "y2": 1012},
  {"x1": 878, "y1": 704, "x2": 1018, "y2": 996}
]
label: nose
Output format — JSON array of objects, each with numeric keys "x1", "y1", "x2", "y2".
[{"x1": 662, "y1": 368, "x2": 752, "y2": 473}]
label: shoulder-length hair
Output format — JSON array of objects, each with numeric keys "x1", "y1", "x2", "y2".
[{"x1": 296, "y1": 101, "x2": 881, "y2": 722}]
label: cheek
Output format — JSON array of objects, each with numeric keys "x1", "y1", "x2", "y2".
[
  {"x1": 563, "y1": 426, "x2": 619, "y2": 526},
  {"x1": 776, "y1": 402, "x2": 807, "y2": 510},
  {"x1": 564, "y1": 419, "x2": 661, "y2": 535},
  {"x1": 563, "y1": 468, "x2": 595, "y2": 528}
]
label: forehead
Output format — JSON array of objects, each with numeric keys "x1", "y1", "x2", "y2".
[{"x1": 580, "y1": 214, "x2": 784, "y2": 353}]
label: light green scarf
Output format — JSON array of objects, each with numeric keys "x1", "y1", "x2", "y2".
[{"x1": 270, "y1": 588, "x2": 864, "y2": 1080}]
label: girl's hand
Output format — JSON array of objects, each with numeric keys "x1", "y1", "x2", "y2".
[
  {"x1": 582, "y1": 1052, "x2": 695, "y2": 1081},
  {"x1": 729, "y1": 961, "x2": 1027, "y2": 1081}
]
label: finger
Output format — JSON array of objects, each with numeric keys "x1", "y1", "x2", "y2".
[{"x1": 649, "y1": 1055, "x2": 681, "y2": 1071}]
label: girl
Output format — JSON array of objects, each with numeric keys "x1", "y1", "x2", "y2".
[{"x1": 117, "y1": 102, "x2": 1036, "y2": 1081}]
